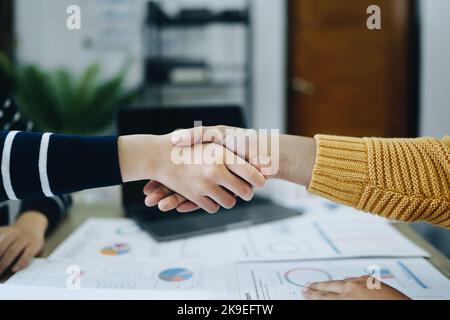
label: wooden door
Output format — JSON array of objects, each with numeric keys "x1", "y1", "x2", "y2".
[{"x1": 288, "y1": 0, "x2": 418, "y2": 137}]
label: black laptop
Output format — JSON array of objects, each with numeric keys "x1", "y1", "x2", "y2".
[{"x1": 118, "y1": 106, "x2": 300, "y2": 241}]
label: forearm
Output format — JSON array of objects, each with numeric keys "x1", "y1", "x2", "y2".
[
  {"x1": 307, "y1": 135, "x2": 450, "y2": 228},
  {"x1": 118, "y1": 134, "x2": 161, "y2": 182},
  {"x1": 0, "y1": 131, "x2": 123, "y2": 201},
  {"x1": 272, "y1": 134, "x2": 317, "y2": 187}
]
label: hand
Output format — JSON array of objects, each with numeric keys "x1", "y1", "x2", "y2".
[
  {"x1": 119, "y1": 135, "x2": 266, "y2": 213},
  {"x1": 144, "y1": 126, "x2": 317, "y2": 212},
  {"x1": 144, "y1": 126, "x2": 273, "y2": 212},
  {"x1": 171, "y1": 126, "x2": 275, "y2": 174},
  {"x1": 302, "y1": 276, "x2": 410, "y2": 300},
  {"x1": 144, "y1": 180, "x2": 200, "y2": 212},
  {"x1": 0, "y1": 212, "x2": 47, "y2": 274}
]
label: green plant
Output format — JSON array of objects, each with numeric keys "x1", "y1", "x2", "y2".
[{"x1": 0, "y1": 53, "x2": 138, "y2": 134}]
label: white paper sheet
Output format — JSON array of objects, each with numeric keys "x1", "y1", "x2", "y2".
[
  {"x1": 236, "y1": 258, "x2": 450, "y2": 300},
  {"x1": 0, "y1": 284, "x2": 209, "y2": 300},
  {"x1": 49, "y1": 217, "x2": 428, "y2": 263},
  {"x1": 241, "y1": 214, "x2": 429, "y2": 260},
  {"x1": 6, "y1": 258, "x2": 236, "y2": 299}
]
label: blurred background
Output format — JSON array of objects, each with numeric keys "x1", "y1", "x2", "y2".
[{"x1": 0, "y1": 0, "x2": 448, "y2": 255}]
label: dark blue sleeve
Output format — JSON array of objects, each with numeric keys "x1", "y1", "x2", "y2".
[
  {"x1": 0, "y1": 130, "x2": 122, "y2": 202},
  {"x1": 46, "y1": 134, "x2": 122, "y2": 196}
]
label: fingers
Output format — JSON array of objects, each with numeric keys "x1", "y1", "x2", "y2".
[
  {"x1": 176, "y1": 202, "x2": 200, "y2": 213},
  {"x1": 158, "y1": 193, "x2": 187, "y2": 212},
  {"x1": 12, "y1": 245, "x2": 35, "y2": 273},
  {"x1": 195, "y1": 196, "x2": 220, "y2": 214},
  {"x1": 144, "y1": 182, "x2": 212, "y2": 213},
  {"x1": 224, "y1": 149, "x2": 266, "y2": 188},
  {"x1": 0, "y1": 229, "x2": 18, "y2": 259},
  {"x1": 143, "y1": 180, "x2": 162, "y2": 195},
  {"x1": 206, "y1": 185, "x2": 237, "y2": 209},
  {"x1": 307, "y1": 280, "x2": 346, "y2": 294},
  {"x1": 171, "y1": 128, "x2": 204, "y2": 146},
  {"x1": 144, "y1": 184, "x2": 172, "y2": 207},
  {"x1": 171, "y1": 126, "x2": 230, "y2": 147},
  {"x1": 302, "y1": 287, "x2": 340, "y2": 300},
  {"x1": 218, "y1": 170, "x2": 253, "y2": 201},
  {"x1": 0, "y1": 239, "x2": 27, "y2": 274},
  {"x1": 145, "y1": 191, "x2": 200, "y2": 213}
]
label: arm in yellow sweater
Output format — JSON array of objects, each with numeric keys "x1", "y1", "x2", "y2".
[{"x1": 308, "y1": 135, "x2": 450, "y2": 228}]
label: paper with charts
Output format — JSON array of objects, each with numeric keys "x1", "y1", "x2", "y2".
[
  {"x1": 6, "y1": 258, "x2": 234, "y2": 299},
  {"x1": 48, "y1": 216, "x2": 428, "y2": 263},
  {"x1": 7, "y1": 257, "x2": 450, "y2": 300},
  {"x1": 0, "y1": 284, "x2": 210, "y2": 300},
  {"x1": 236, "y1": 258, "x2": 450, "y2": 300}
]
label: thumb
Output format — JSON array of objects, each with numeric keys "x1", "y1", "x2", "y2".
[{"x1": 170, "y1": 128, "x2": 202, "y2": 146}]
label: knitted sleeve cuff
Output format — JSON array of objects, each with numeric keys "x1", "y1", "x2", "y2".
[{"x1": 307, "y1": 134, "x2": 369, "y2": 207}]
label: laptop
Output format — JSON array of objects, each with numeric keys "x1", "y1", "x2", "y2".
[{"x1": 118, "y1": 106, "x2": 300, "y2": 241}]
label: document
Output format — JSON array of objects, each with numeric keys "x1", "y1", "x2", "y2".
[
  {"x1": 7, "y1": 258, "x2": 236, "y2": 299},
  {"x1": 10, "y1": 257, "x2": 448, "y2": 300},
  {"x1": 241, "y1": 214, "x2": 429, "y2": 260},
  {"x1": 0, "y1": 284, "x2": 209, "y2": 300},
  {"x1": 49, "y1": 217, "x2": 428, "y2": 263},
  {"x1": 236, "y1": 258, "x2": 450, "y2": 300}
]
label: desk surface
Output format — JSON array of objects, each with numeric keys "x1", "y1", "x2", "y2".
[{"x1": 36, "y1": 187, "x2": 450, "y2": 281}]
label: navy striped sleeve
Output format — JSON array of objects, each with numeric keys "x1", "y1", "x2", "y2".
[
  {"x1": 0, "y1": 131, "x2": 122, "y2": 202},
  {"x1": 10, "y1": 131, "x2": 44, "y2": 199},
  {"x1": 47, "y1": 134, "x2": 122, "y2": 195},
  {"x1": 0, "y1": 131, "x2": 8, "y2": 201}
]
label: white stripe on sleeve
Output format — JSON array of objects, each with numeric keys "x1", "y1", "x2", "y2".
[
  {"x1": 50, "y1": 196, "x2": 65, "y2": 212},
  {"x1": 1, "y1": 131, "x2": 19, "y2": 200},
  {"x1": 39, "y1": 133, "x2": 54, "y2": 197}
]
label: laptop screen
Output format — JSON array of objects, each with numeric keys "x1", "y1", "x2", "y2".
[{"x1": 118, "y1": 106, "x2": 246, "y2": 218}]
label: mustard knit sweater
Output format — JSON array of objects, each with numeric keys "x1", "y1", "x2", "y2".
[{"x1": 308, "y1": 135, "x2": 450, "y2": 229}]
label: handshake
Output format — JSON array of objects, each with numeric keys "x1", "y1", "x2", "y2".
[{"x1": 118, "y1": 125, "x2": 317, "y2": 214}]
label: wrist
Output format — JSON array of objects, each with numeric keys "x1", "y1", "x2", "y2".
[
  {"x1": 118, "y1": 135, "x2": 163, "y2": 182},
  {"x1": 274, "y1": 135, "x2": 316, "y2": 187},
  {"x1": 15, "y1": 211, "x2": 48, "y2": 237}
]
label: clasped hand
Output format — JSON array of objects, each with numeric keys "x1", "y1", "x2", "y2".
[
  {"x1": 142, "y1": 129, "x2": 266, "y2": 213},
  {"x1": 143, "y1": 126, "x2": 267, "y2": 213}
]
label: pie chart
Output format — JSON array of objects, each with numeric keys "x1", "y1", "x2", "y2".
[
  {"x1": 284, "y1": 267, "x2": 332, "y2": 287},
  {"x1": 158, "y1": 268, "x2": 193, "y2": 282},
  {"x1": 100, "y1": 243, "x2": 131, "y2": 256}
]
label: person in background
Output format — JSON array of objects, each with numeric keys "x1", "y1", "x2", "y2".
[
  {"x1": 0, "y1": 94, "x2": 71, "y2": 275},
  {"x1": 146, "y1": 125, "x2": 449, "y2": 300}
]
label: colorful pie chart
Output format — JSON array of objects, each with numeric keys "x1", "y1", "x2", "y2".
[
  {"x1": 100, "y1": 243, "x2": 131, "y2": 256},
  {"x1": 158, "y1": 268, "x2": 193, "y2": 282}
]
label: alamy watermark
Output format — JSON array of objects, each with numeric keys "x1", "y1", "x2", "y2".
[
  {"x1": 366, "y1": 265, "x2": 382, "y2": 290},
  {"x1": 367, "y1": 5, "x2": 382, "y2": 30},
  {"x1": 170, "y1": 122, "x2": 280, "y2": 176},
  {"x1": 66, "y1": 264, "x2": 82, "y2": 290},
  {"x1": 66, "y1": 5, "x2": 81, "y2": 30}
]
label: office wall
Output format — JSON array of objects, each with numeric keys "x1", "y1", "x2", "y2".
[
  {"x1": 15, "y1": 0, "x2": 145, "y2": 87},
  {"x1": 420, "y1": 0, "x2": 450, "y2": 137},
  {"x1": 14, "y1": 0, "x2": 286, "y2": 132}
]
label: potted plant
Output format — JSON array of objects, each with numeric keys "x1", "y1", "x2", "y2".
[{"x1": 0, "y1": 53, "x2": 138, "y2": 135}]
